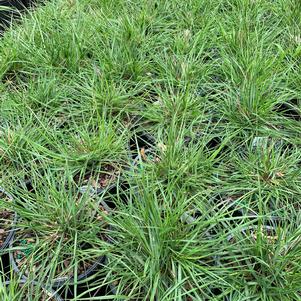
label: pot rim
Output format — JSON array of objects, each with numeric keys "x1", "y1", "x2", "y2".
[{"x1": 9, "y1": 199, "x2": 111, "y2": 288}]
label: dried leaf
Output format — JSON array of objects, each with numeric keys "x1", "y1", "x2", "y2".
[{"x1": 140, "y1": 147, "x2": 147, "y2": 161}]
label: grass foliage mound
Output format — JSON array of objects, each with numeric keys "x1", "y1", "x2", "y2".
[{"x1": 0, "y1": 0, "x2": 301, "y2": 300}]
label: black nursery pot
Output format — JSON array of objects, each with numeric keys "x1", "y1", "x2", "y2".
[
  {"x1": 9, "y1": 235, "x2": 107, "y2": 288},
  {"x1": 77, "y1": 166, "x2": 131, "y2": 211},
  {"x1": 274, "y1": 99, "x2": 301, "y2": 121},
  {"x1": 79, "y1": 132, "x2": 156, "y2": 201},
  {"x1": 0, "y1": 0, "x2": 31, "y2": 32},
  {"x1": 9, "y1": 200, "x2": 112, "y2": 288},
  {"x1": 129, "y1": 131, "x2": 156, "y2": 160},
  {"x1": 0, "y1": 188, "x2": 17, "y2": 251},
  {"x1": 214, "y1": 195, "x2": 258, "y2": 221},
  {"x1": 23, "y1": 178, "x2": 35, "y2": 193},
  {"x1": 59, "y1": 273, "x2": 109, "y2": 300},
  {"x1": 4, "y1": 279, "x2": 63, "y2": 301},
  {"x1": 52, "y1": 255, "x2": 107, "y2": 288},
  {"x1": 0, "y1": 0, "x2": 32, "y2": 10}
]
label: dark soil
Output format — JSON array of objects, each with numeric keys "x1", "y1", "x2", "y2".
[
  {"x1": 0, "y1": 191, "x2": 14, "y2": 247},
  {"x1": 0, "y1": 209, "x2": 13, "y2": 246},
  {"x1": 75, "y1": 164, "x2": 120, "y2": 190}
]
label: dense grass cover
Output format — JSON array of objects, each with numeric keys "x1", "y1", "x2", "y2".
[{"x1": 0, "y1": 0, "x2": 301, "y2": 300}]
